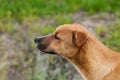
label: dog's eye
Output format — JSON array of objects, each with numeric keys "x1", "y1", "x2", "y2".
[{"x1": 54, "y1": 34, "x2": 60, "y2": 40}]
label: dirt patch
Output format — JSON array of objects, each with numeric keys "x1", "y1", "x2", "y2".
[{"x1": 0, "y1": 32, "x2": 35, "y2": 80}]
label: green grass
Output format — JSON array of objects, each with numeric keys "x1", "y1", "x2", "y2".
[
  {"x1": 0, "y1": 0, "x2": 120, "y2": 20},
  {"x1": 55, "y1": 15, "x2": 72, "y2": 25},
  {"x1": 29, "y1": 70, "x2": 67, "y2": 80},
  {"x1": 40, "y1": 26, "x2": 56, "y2": 35},
  {"x1": 80, "y1": 0, "x2": 120, "y2": 13},
  {"x1": 95, "y1": 21, "x2": 120, "y2": 51},
  {"x1": 0, "y1": 22, "x2": 18, "y2": 33}
]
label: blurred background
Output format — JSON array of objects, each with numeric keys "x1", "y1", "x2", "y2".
[{"x1": 0, "y1": 0, "x2": 120, "y2": 80}]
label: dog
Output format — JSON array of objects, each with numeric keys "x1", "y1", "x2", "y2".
[{"x1": 34, "y1": 24, "x2": 120, "y2": 80}]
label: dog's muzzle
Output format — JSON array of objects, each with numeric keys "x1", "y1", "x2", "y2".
[
  {"x1": 34, "y1": 37, "x2": 46, "y2": 50},
  {"x1": 34, "y1": 37, "x2": 56, "y2": 54}
]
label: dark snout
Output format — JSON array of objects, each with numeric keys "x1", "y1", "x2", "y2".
[
  {"x1": 34, "y1": 36, "x2": 47, "y2": 51},
  {"x1": 34, "y1": 37, "x2": 44, "y2": 44},
  {"x1": 34, "y1": 35, "x2": 56, "y2": 54},
  {"x1": 34, "y1": 38, "x2": 40, "y2": 43}
]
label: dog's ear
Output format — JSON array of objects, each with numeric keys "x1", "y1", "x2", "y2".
[{"x1": 73, "y1": 31, "x2": 87, "y2": 47}]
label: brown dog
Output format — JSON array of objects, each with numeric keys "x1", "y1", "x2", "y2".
[{"x1": 34, "y1": 24, "x2": 120, "y2": 80}]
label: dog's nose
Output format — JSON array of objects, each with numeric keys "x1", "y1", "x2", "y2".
[{"x1": 34, "y1": 38, "x2": 40, "y2": 43}]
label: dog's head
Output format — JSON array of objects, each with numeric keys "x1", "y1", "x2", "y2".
[{"x1": 34, "y1": 24, "x2": 88, "y2": 57}]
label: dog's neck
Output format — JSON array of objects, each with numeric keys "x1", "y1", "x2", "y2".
[{"x1": 66, "y1": 36, "x2": 116, "y2": 80}]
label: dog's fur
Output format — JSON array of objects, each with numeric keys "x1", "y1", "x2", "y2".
[{"x1": 34, "y1": 24, "x2": 120, "y2": 80}]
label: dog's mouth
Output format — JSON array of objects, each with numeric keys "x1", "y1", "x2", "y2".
[
  {"x1": 36, "y1": 44, "x2": 56, "y2": 55},
  {"x1": 37, "y1": 43, "x2": 46, "y2": 51},
  {"x1": 41, "y1": 51, "x2": 57, "y2": 54}
]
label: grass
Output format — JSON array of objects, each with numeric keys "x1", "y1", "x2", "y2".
[
  {"x1": 0, "y1": 0, "x2": 120, "y2": 20},
  {"x1": 0, "y1": 22, "x2": 18, "y2": 33},
  {"x1": 29, "y1": 70, "x2": 67, "y2": 80},
  {"x1": 95, "y1": 21, "x2": 120, "y2": 51},
  {"x1": 80, "y1": 0, "x2": 120, "y2": 13},
  {"x1": 55, "y1": 15, "x2": 72, "y2": 25},
  {"x1": 40, "y1": 26, "x2": 56, "y2": 35}
]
